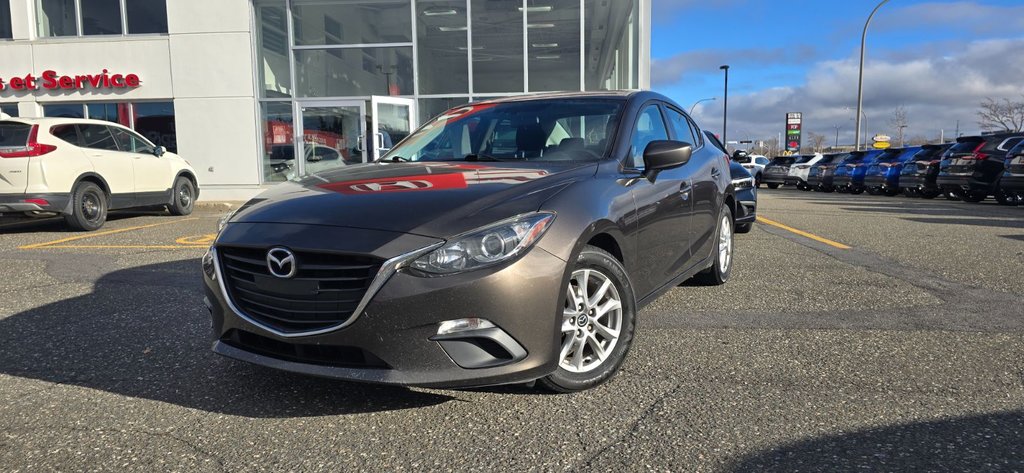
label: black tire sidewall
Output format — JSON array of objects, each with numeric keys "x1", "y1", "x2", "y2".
[
  {"x1": 541, "y1": 246, "x2": 636, "y2": 393},
  {"x1": 66, "y1": 183, "x2": 107, "y2": 231},
  {"x1": 170, "y1": 177, "x2": 195, "y2": 215}
]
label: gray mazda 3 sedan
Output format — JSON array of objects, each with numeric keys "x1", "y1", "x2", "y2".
[{"x1": 202, "y1": 91, "x2": 736, "y2": 392}]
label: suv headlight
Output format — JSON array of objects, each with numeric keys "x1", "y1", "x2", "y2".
[{"x1": 410, "y1": 212, "x2": 555, "y2": 275}]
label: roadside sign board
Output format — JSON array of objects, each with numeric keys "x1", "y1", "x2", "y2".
[{"x1": 785, "y1": 112, "x2": 802, "y2": 152}]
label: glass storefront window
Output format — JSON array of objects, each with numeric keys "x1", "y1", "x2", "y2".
[
  {"x1": 81, "y1": 0, "x2": 123, "y2": 35},
  {"x1": 43, "y1": 103, "x2": 86, "y2": 118},
  {"x1": 291, "y1": 0, "x2": 412, "y2": 45},
  {"x1": 418, "y1": 97, "x2": 468, "y2": 124},
  {"x1": 527, "y1": 0, "x2": 581, "y2": 92},
  {"x1": 37, "y1": 0, "x2": 76, "y2": 37},
  {"x1": 133, "y1": 102, "x2": 177, "y2": 152},
  {"x1": 416, "y1": 0, "x2": 468, "y2": 95},
  {"x1": 125, "y1": 0, "x2": 168, "y2": 34},
  {"x1": 86, "y1": 103, "x2": 131, "y2": 126},
  {"x1": 471, "y1": 0, "x2": 523, "y2": 94},
  {"x1": 1, "y1": 0, "x2": 12, "y2": 39},
  {"x1": 294, "y1": 47, "x2": 413, "y2": 97},
  {"x1": 261, "y1": 102, "x2": 295, "y2": 182},
  {"x1": 585, "y1": 0, "x2": 639, "y2": 90},
  {"x1": 256, "y1": 1, "x2": 292, "y2": 98},
  {"x1": 0, "y1": 104, "x2": 18, "y2": 117}
]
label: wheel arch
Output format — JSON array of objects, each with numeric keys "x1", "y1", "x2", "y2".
[{"x1": 173, "y1": 170, "x2": 200, "y2": 201}]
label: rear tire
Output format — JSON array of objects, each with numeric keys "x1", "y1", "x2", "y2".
[
  {"x1": 995, "y1": 190, "x2": 1019, "y2": 206},
  {"x1": 961, "y1": 191, "x2": 986, "y2": 203},
  {"x1": 767, "y1": 183, "x2": 779, "y2": 189},
  {"x1": 920, "y1": 189, "x2": 940, "y2": 199},
  {"x1": 692, "y1": 204, "x2": 734, "y2": 286},
  {"x1": 168, "y1": 176, "x2": 196, "y2": 216},
  {"x1": 539, "y1": 246, "x2": 636, "y2": 393},
  {"x1": 849, "y1": 187, "x2": 865, "y2": 195},
  {"x1": 64, "y1": 182, "x2": 108, "y2": 232}
]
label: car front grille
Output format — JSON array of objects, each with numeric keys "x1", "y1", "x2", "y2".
[
  {"x1": 218, "y1": 246, "x2": 382, "y2": 333},
  {"x1": 221, "y1": 329, "x2": 390, "y2": 368}
]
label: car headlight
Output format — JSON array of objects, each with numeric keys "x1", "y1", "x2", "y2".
[
  {"x1": 732, "y1": 177, "x2": 754, "y2": 189},
  {"x1": 410, "y1": 212, "x2": 555, "y2": 275}
]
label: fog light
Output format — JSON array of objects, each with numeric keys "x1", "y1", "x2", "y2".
[
  {"x1": 437, "y1": 318, "x2": 495, "y2": 335},
  {"x1": 202, "y1": 249, "x2": 216, "y2": 280}
]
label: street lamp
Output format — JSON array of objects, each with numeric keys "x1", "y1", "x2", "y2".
[
  {"x1": 689, "y1": 97, "x2": 716, "y2": 115},
  {"x1": 720, "y1": 65, "x2": 730, "y2": 146},
  {"x1": 855, "y1": 0, "x2": 890, "y2": 151},
  {"x1": 846, "y1": 106, "x2": 869, "y2": 145},
  {"x1": 833, "y1": 124, "x2": 841, "y2": 148}
]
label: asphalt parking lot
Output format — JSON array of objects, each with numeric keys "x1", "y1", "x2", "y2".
[{"x1": 1, "y1": 192, "x2": 1022, "y2": 472}]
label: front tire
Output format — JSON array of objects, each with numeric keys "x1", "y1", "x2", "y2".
[
  {"x1": 168, "y1": 176, "x2": 196, "y2": 216},
  {"x1": 767, "y1": 183, "x2": 779, "y2": 189},
  {"x1": 539, "y1": 246, "x2": 636, "y2": 393},
  {"x1": 692, "y1": 204, "x2": 734, "y2": 286},
  {"x1": 64, "y1": 182, "x2": 108, "y2": 232}
]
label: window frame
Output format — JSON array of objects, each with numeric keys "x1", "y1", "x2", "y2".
[
  {"x1": 662, "y1": 104, "x2": 704, "y2": 151},
  {"x1": 37, "y1": 0, "x2": 168, "y2": 38}
]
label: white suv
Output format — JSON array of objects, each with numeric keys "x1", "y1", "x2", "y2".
[{"x1": 0, "y1": 118, "x2": 198, "y2": 231}]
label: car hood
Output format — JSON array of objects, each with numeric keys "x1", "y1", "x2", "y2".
[{"x1": 230, "y1": 161, "x2": 594, "y2": 238}]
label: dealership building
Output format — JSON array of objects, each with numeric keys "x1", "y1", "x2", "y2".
[{"x1": 0, "y1": 0, "x2": 651, "y2": 200}]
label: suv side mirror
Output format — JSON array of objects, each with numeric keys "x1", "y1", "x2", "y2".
[
  {"x1": 153, "y1": 146, "x2": 166, "y2": 157},
  {"x1": 643, "y1": 140, "x2": 692, "y2": 174}
]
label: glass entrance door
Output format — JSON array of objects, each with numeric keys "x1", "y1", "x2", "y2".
[
  {"x1": 294, "y1": 101, "x2": 366, "y2": 176},
  {"x1": 370, "y1": 96, "x2": 417, "y2": 160}
]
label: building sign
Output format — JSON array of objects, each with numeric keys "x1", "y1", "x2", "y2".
[
  {"x1": 0, "y1": 70, "x2": 141, "y2": 92},
  {"x1": 785, "y1": 112, "x2": 802, "y2": 152}
]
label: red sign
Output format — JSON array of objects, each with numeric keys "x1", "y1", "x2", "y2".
[{"x1": 0, "y1": 70, "x2": 141, "y2": 91}]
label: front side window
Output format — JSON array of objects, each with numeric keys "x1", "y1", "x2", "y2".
[
  {"x1": 664, "y1": 108, "x2": 698, "y2": 147},
  {"x1": 382, "y1": 99, "x2": 624, "y2": 163},
  {"x1": 77, "y1": 124, "x2": 119, "y2": 151},
  {"x1": 629, "y1": 105, "x2": 669, "y2": 169},
  {"x1": 110, "y1": 127, "x2": 155, "y2": 154}
]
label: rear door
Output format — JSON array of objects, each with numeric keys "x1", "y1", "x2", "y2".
[
  {"x1": 110, "y1": 126, "x2": 172, "y2": 199},
  {"x1": 77, "y1": 124, "x2": 134, "y2": 201},
  {"x1": 0, "y1": 121, "x2": 32, "y2": 193}
]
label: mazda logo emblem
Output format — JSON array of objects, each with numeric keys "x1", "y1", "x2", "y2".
[{"x1": 266, "y1": 247, "x2": 297, "y2": 279}]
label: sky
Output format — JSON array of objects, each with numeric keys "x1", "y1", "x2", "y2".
[{"x1": 650, "y1": 0, "x2": 1024, "y2": 148}]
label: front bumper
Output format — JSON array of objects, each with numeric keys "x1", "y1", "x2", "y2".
[
  {"x1": 0, "y1": 193, "x2": 71, "y2": 215},
  {"x1": 204, "y1": 222, "x2": 569, "y2": 388}
]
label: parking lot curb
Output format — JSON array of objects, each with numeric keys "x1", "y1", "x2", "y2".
[{"x1": 195, "y1": 201, "x2": 244, "y2": 210}]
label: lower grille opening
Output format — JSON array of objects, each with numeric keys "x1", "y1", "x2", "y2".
[{"x1": 223, "y1": 329, "x2": 390, "y2": 369}]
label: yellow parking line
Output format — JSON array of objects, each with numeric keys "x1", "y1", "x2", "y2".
[
  {"x1": 39, "y1": 245, "x2": 204, "y2": 249},
  {"x1": 18, "y1": 218, "x2": 198, "y2": 250},
  {"x1": 756, "y1": 216, "x2": 852, "y2": 250}
]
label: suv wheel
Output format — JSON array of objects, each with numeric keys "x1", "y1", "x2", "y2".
[
  {"x1": 168, "y1": 176, "x2": 196, "y2": 216},
  {"x1": 767, "y1": 183, "x2": 779, "y2": 189},
  {"x1": 962, "y1": 191, "x2": 986, "y2": 203},
  {"x1": 995, "y1": 189, "x2": 1019, "y2": 206},
  {"x1": 64, "y1": 182, "x2": 108, "y2": 232},
  {"x1": 692, "y1": 204, "x2": 734, "y2": 286},
  {"x1": 539, "y1": 246, "x2": 636, "y2": 393}
]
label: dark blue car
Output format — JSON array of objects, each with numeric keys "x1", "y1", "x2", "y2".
[
  {"x1": 863, "y1": 146, "x2": 922, "y2": 196},
  {"x1": 832, "y1": 149, "x2": 883, "y2": 194}
]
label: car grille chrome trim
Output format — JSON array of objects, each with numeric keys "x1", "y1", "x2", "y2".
[{"x1": 212, "y1": 242, "x2": 444, "y2": 338}]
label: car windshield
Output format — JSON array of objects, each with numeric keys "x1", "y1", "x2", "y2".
[{"x1": 381, "y1": 99, "x2": 624, "y2": 163}]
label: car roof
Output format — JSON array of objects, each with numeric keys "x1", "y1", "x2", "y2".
[
  {"x1": 0, "y1": 117, "x2": 131, "y2": 128},
  {"x1": 472, "y1": 90, "x2": 639, "y2": 106}
]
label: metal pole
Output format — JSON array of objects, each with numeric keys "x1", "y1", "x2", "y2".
[
  {"x1": 855, "y1": 0, "x2": 889, "y2": 151},
  {"x1": 689, "y1": 97, "x2": 716, "y2": 115},
  {"x1": 720, "y1": 65, "x2": 730, "y2": 146},
  {"x1": 834, "y1": 125, "x2": 840, "y2": 148}
]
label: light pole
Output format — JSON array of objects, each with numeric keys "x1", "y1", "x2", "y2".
[
  {"x1": 846, "y1": 106, "x2": 869, "y2": 145},
  {"x1": 720, "y1": 65, "x2": 730, "y2": 146},
  {"x1": 833, "y1": 124, "x2": 841, "y2": 148},
  {"x1": 689, "y1": 97, "x2": 716, "y2": 115},
  {"x1": 855, "y1": 0, "x2": 890, "y2": 151}
]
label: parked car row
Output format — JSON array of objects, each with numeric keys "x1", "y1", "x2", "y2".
[{"x1": 763, "y1": 131, "x2": 1024, "y2": 205}]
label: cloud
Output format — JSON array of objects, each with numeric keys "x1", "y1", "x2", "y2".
[
  {"x1": 686, "y1": 37, "x2": 1024, "y2": 146},
  {"x1": 651, "y1": 46, "x2": 818, "y2": 86},
  {"x1": 875, "y1": 2, "x2": 1024, "y2": 33}
]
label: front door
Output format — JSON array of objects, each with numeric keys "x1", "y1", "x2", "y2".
[
  {"x1": 370, "y1": 96, "x2": 417, "y2": 160},
  {"x1": 294, "y1": 101, "x2": 366, "y2": 176}
]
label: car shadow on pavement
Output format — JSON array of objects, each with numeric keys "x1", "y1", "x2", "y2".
[
  {"x1": 0, "y1": 210, "x2": 173, "y2": 234},
  {"x1": 0, "y1": 258, "x2": 453, "y2": 418},
  {"x1": 730, "y1": 409, "x2": 1024, "y2": 472}
]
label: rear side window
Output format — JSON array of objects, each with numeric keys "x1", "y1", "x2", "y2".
[
  {"x1": 50, "y1": 124, "x2": 81, "y2": 146},
  {"x1": 1008, "y1": 141, "x2": 1024, "y2": 156},
  {"x1": 949, "y1": 139, "x2": 983, "y2": 154},
  {"x1": 0, "y1": 122, "x2": 31, "y2": 148},
  {"x1": 995, "y1": 137, "x2": 1024, "y2": 152},
  {"x1": 78, "y1": 124, "x2": 120, "y2": 151}
]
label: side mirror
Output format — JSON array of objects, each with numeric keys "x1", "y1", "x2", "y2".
[
  {"x1": 153, "y1": 146, "x2": 166, "y2": 157},
  {"x1": 643, "y1": 140, "x2": 692, "y2": 174}
]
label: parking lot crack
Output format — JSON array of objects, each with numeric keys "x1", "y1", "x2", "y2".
[{"x1": 574, "y1": 382, "x2": 683, "y2": 471}]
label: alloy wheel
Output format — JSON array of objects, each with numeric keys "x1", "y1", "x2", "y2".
[
  {"x1": 718, "y1": 214, "x2": 733, "y2": 273},
  {"x1": 560, "y1": 269, "x2": 623, "y2": 373},
  {"x1": 179, "y1": 186, "x2": 193, "y2": 208},
  {"x1": 82, "y1": 191, "x2": 101, "y2": 223}
]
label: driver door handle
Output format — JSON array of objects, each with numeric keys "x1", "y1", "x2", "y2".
[{"x1": 711, "y1": 168, "x2": 721, "y2": 179}]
